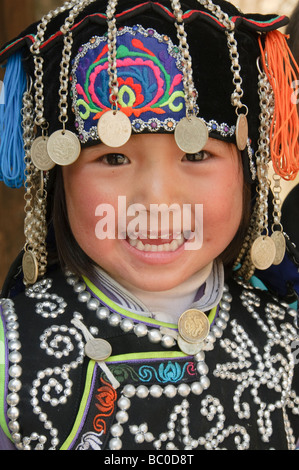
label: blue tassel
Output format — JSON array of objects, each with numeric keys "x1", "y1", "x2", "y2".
[{"x1": 0, "y1": 52, "x2": 27, "y2": 188}]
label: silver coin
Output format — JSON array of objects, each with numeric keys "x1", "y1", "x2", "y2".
[
  {"x1": 251, "y1": 236, "x2": 276, "y2": 270},
  {"x1": 47, "y1": 130, "x2": 81, "y2": 166},
  {"x1": 177, "y1": 336, "x2": 204, "y2": 356},
  {"x1": 178, "y1": 309, "x2": 210, "y2": 344},
  {"x1": 236, "y1": 114, "x2": 248, "y2": 151},
  {"x1": 22, "y1": 251, "x2": 38, "y2": 285},
  {"x1": 31, "y1": 136, "x2": 56, "y2": 171},
  {"x1": 85, "y1": 338, "x2": 112, "y2": 362},
  {"x1": 174, "y1": 116, "x2": 209, "y2": 154},
  {"x1": 271, "y1": 231, "x2": 286, "y2": 266},
  {"x1": 97, "y1": 110, "x2": 132, "y2": 148}
]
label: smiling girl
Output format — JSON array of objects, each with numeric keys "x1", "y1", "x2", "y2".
[{"x1": 0, "y1": 0, "x2": 298, "y2": 451}]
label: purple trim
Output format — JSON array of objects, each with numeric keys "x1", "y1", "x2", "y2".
[
  {"x1": 107, "y1": 355, "x2": 193, "y2": 365},
  {"x1": 68, "y1": 363, "x2": 98, "y2": 450},
  {"x1": 0, "y1": 427, "x2": 15, "y2": 450},
  {"x1": 85, "y1": 284, "x2": 179, "y2": 330}
]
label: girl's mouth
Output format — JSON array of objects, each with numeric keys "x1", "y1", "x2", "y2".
[{"x1": 127, "y1": 233, "x2": 185, "y2": 253}]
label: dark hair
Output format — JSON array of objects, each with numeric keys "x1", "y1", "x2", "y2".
[
  {"x1": 51, "y1": 162, "x2": 252, "y2": 281},
  {"x1": 287, "y1": 2, "x2": 299, "y2": 65}
]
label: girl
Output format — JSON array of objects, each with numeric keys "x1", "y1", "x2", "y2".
[{"x1": 0, "y1": 0, "x2": 298, "y2": 451}]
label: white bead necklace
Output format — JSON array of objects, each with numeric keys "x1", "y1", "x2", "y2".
[{"x1": 66, "y1": 271, "x2": 232, "y2": 356}]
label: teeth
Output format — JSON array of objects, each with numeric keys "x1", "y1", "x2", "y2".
[{"x1": 128, "y1": 234, "x2": 185, "y2": 252}]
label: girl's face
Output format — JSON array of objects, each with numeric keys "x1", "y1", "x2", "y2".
[{"x1": 63, "y1": 134, "x2": 244, "y2": 292}]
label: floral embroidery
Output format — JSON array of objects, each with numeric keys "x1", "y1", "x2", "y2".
[
  {"x1": 101, "y1": 363, "x2": 140, "y2": 384},
  {"x1": 139, "y1": 361, "x2": 194, "y2": 384},
  {"x1": 76, "y1": 431, "x2": 103, "y2": 450},
  {"x1": 71, "y1": 25, "x2": 188, "y2": 143},
  {"x1": 93, "y1": 378, "x2": 117, "y2": 434}
]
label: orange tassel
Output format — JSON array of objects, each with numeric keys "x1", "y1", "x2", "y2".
[{"x1": 258, "y1": 31, "x2": 299, "y2": 181}]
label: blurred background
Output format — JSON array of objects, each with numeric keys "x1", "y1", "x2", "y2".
[{"x1": 0, "y1": 0, "x2": 298, "y2": 288}]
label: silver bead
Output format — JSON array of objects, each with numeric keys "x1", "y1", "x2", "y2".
[
  {"x1": 197, "y1": 361, "x2": 209, "y2": 376},
  {"x1": 73, "y1": 282, "x2": 86, "y2": 293},
  {"x1": 220, "y1": 300, "x2": 231, "y2": 311},
  {"x1": 115, "y1": 410, "x2": 129, "y2": 424},
  {"x1": 96, "y1": 306, "x2": 110, "y2": 320},
  {"x1": 148, "y1": 329, "x2": 162, "y2": 343},
  {"x1": 8, "y1": 379, "x2": 22, "y2": 393},
  {"x1": 123, "y1": 384, "x2": 136, "y2": 398},
  {"x1": 191, "y1": 382, "x2": 203, "y2": 395},
  {"x1": 9, "y1": 365, "x2": 22, "y2": 378},
  {"x1": 161, "y1": 335, "x2": 176, "y2": 348},
  {"x1": 134, "y1": 323, "x2": 148, "y2": 337},
  {"x1": 149, "y1": 385, "x2": 163, "y2": 398},
  {"x1": 87, "y1": 298, "x2": 100, "y2": 311},
  {"x1": 136, "y1": 385, "x2": 149, "y2": 399},
  {"x1": 178, "y1": 383, "x2": 190, "y2": 397},
  {"x1": 109, "y1": 437, "x2": 122, "y2": 450},
  {"x1": 200, "y1": 376, "x2": 211, "y2": 390},
  {"x1": 164, "y1": 384, "x2": 177, "y2": 398},
  {"x1": 6, "y1": 330, "x2": 19, "y2": 341},
  {"x1": 8, "y1": 340, "x2": 22, "y2": 351},
  {"x1": 110, "y1": 424, "x2": 123, "y2": 437},
  {"x1": 7, "y1": 406, "x2": 19, "y2": 421},
  {"x1": 8, "y1": 351, "x2": 22, "y2": 364},
  {"x1": 194, "y1": 351, "x2": 205, "y2": 362},
  {"x1": 108, "y1": 313, "x2": 121, "y2": 327},
  {"x1": 78, "y1": 291, "x2": 91, "y2": 303},
  {"x1": 120, "y1": 318, "x2": 134, "y2": 333},
  {"x1": 7, "y1": 393, "x2": 20, "y2": 407},
  {"x1": 118, "y1": 396, "x2": 131, "y2": 410}
]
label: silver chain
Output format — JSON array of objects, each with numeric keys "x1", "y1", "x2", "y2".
[
  {"x1": 171, "y1": 0, "x2": 197, "y2": 117},
  {"x1": 106, "y1": 0, "x2": 120, "y2": 110},
  {"x1": 58, "y1": 0, "x2": 98, "y2": 129},
  {"x1": 29, "y1": 0, "x2": 78, "y2": 130},
  {"x1": 197, "y1": 0, "x2": 247, "y2": 115}
]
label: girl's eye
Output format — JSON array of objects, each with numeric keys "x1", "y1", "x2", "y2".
[
  {"x1": 183, "y1": 151, "x2": 210, "y2": 162},
  {"x1": 100, "y1": 153, "x2": 130, "y2": 166}
]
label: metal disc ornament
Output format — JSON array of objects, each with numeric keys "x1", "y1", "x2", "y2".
[
  {"x1": 271, "y1": 231, "x2": 286, "y2": 266},
  {"x1": 97, "y1": 110, "x2": 132, "y2": 148},
  {"x1": 250, "y1": 236, "x2": 276, "y2": 271},
  {"x1": 177, "y1": 336, "x2": 204, "y2": 356},
  {"x1": 175, "y1": 116, "x2": 209, "y2": 154},
  {"x1": 236, "y1": 114, "x2": 248, "y2": 151},
  {"x1": 31, "y1": 136, "x2": 56, "y2": 171},
  {"x1": 47, "y1": 130, "x2": 81, "y2": 166},
  {"x1": 22, "y1": 251, "x2": 38, "y2": 285},
  {"x1": 85, "y1": 338, "x2": 112, "y2": 362},
  {"x1": 178, "y1": 309, "x2": 210, "y2": 344}
]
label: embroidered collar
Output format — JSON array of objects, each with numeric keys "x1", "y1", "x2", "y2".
[{"x1": 89, "y1": 259, "x2": 224, "y2": 324}]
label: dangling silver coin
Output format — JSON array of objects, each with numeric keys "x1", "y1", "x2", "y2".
[
  {"x1": 47, "y1": 130, "x2": 81, "y2": 166},
  {"x1": 22, "y1": 251, "x2": 38, "y2": 285},
  {"x1": 175, "y1": 116, "x2": 209, "y2": 154},
  {"x1": 271, "y1": 231, "x2": 286, "y2": 266},
  {"x1": 31, "y1": 136, "x2": 56, "y2": 171},
  {"x1": 178, "y1": 309, "x2": 210, "y2": 344},
  {"x1": 177, "y1": 336, "x2": 204, "y2": 356},
  {"x1": 85, "y1": 338, "x2": 112, "y2": 362},
  {"x1": 236, "y1": 114, "x2": 248, "y2": 151},
  {"x1": 251, "y1": 235, "x2": 276, "y2": 271},
  {"x1": 97, "y1": 110, "x2": 132, "y2": 148}
]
